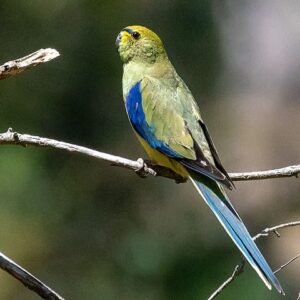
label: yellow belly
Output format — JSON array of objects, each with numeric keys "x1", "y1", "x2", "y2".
[{"x1": 137, "y1": 135, "x2": 189, "y2": 179}]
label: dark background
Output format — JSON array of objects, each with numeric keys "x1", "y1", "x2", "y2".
[{"x1": 0, "y1": 1, "x2": 299, "y2": 299}]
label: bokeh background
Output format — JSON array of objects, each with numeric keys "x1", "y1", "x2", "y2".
[{"x1": 0, "y1": 1, "x2": 299, "y2": 299}]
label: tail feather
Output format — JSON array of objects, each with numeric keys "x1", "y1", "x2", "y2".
[{"x1": 189, "y1": 175, "x2": 284, "y2": 294}]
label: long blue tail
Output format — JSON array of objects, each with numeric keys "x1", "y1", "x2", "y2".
[{"x1": 189, "y1": 174, "x2": 284, "y2": 294}]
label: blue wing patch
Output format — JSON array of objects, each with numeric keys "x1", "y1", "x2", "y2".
[{"x1": 126, "y1": 81, "x2": 182, "y2": 158}]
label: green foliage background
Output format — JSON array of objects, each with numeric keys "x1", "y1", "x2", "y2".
[{"x1": 0, "y1": 1, "x2": 299, "y2": 299}]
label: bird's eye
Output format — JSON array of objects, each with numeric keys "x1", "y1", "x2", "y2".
[{"x1": 131, "y1": 31, "x2": 141, "y2": 40}]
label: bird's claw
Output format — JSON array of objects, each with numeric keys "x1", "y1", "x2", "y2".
[{"x1": 135, "y1": 158, "x2": 149, "y2": 178}]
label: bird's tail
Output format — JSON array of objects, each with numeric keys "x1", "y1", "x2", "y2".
[{"x1": 189, "y1": 174, "x2": 284, "y2": 294}]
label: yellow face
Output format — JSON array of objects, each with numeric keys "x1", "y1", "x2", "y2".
[{"x1": 116, "y1": 25, "x2": 166, "y2": 63}]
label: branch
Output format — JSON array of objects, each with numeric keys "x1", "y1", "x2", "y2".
[
  {"x1": 230, "y1": 166, "x2": 300, "y2": 181},
  {"x1": 208, "y1": 221, "x2": 300, "y2": 299},
  {"x1": 253, "y1": 221, "x2": 300, "y2": 240},
  {"x1": 0, "y1": 48, "x2": 60, "y2": 80},
  {"x1": 0, "y1": 252, "x2": 64, "y2": 300},
  {"x1": 0, "y1": 129, "x2": 299, "y2": 183},
  {"x1": 274, "y1": 253, "x2": 300, "y2": 274},
  {"x1": 207, "y1": 260, "x2": 245, "y2": 300}
]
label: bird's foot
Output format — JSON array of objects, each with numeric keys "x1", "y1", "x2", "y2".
[
  {"x1": 135, "y1": 158, "x2": 187, "y2": 183},
  {"x1": 135, "y1": 158, "x2": 156, "y2": 178}
]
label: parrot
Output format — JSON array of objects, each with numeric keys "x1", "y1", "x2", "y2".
[{"x1": 115, "y1": 25, "x2": 284, "y2": 294}]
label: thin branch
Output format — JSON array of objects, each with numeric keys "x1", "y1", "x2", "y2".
[
  {"x1": 230, "y1": 165, "x2": 300, "y2": 181},
  {"x1": 274, "y1": 253, "x2": 300, "y2": 274},
  {"x1": 0, "y1": 129, "x2": 299, "y2": 183},
  {"x1": 207, "y1": 260, "x2": 245, "y2": 300},
  {"x1": 0, "y1": 48, "x2": 60, "y2": 80},
  {"x1": 0, "y1": 252, "x2": 64, "y2": 300},
  {"x1": 253, "y1": 221, "x2": 300, "y2": 240},
  {"x1": 208, "y1": 221, "x2": 300, "y2": 299}
]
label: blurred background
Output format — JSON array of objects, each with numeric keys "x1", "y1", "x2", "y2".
[{"x1": 0, "y1": 1, "x2": 299, "y2": 299}]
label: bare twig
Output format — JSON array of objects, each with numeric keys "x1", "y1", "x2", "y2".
[
  {"x1": 208, "y1": 221, "x2": 300, "y2": 299},
  {"x1": 274, "y1": 253, "x2": 300, "y2": 274},
  {"x1": 253, "y1": 221, "x2": 300, "y2": 240},
  {"x1": 0, "y1": 129, "x2": 299, "y2": 183},
  {"x1": 0, "y1": 48, "x2": 60, "y2": 80},
  {"x1": 207, "y1": 260, "x2": 245, "y2": 300},
  {"x1": 0, "y1": 252, "x2": 64, "y2": 300}
]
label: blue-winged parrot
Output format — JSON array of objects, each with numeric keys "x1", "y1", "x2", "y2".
[{"x1": 116, "y1": 25, "x2": 284, "y2": 294}]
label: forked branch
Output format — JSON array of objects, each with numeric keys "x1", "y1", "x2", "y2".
[{"x1": 208, "y1": 221, "x2": 300, "y2": 300}]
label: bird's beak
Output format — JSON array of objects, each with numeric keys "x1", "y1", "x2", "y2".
[{"x1": 115, "y1": 32, "x2": 122, "y2": 49}]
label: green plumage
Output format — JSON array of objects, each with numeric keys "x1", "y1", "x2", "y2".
[{"x1": 120, "y1": 28, "x2": 230, "y2": 185}]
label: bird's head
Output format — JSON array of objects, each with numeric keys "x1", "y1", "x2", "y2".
[{"x1": 116, "y1": 25, "x2": 167, "y2": 64}]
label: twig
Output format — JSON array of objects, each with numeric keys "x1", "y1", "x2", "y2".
[
  {"x1": 208, "y1": 221, "x2": 300, "y2": 299},
  {"x1": 0, "y1": 252, "x2": 64, "y2": 300},
  {"x1": 0, "y1": 129, "x2": 299, "y2": 183},
  {"x1": 0, "y1": 48, "x2": 60, "y2": 80},
  {"x1": 207, "y1": 260, "x2": 245, "y2": 300},
  {"x1": 274, "y1": 253, "x2": 300, "y2": 274},
  {"x1": 253, "y1": 221, "x2": 300, "y2": 240},
  {"x1": 274, "y1": 253, "x2": 300, "y2": 300}
]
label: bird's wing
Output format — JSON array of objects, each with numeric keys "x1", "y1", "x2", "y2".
[{"x1": 125, "y1": 76, "x2": 232, "y2": 188}]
